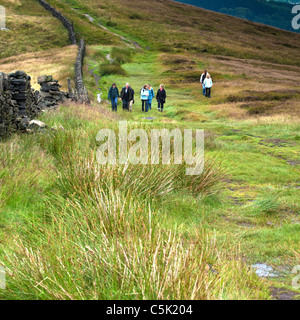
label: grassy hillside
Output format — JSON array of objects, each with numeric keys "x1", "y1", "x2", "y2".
[
  {"x1": 0, "y1": 0, "x2": 299, "y2": 300},
  {"x1": 0, "y1": 0, "x2": 70, "y2": 59},
  {"x1": 46, "y1": 0, "x2": 300, "y2": 66},
  {"x1": 0, "y1": 0, "x2": 77, "y2": 90}
]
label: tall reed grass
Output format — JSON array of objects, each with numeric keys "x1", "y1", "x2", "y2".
[
  {"x1": 0, "y1": 106, "x2": 268, "y2": 300},
  {"x1": 1, "y1": 187, "x2": 268, "y2": 300}
]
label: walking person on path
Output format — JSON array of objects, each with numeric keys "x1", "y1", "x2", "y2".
[
  {"x1": 108, "y1": 83, "x2": 120, "y2": 112},
  {"x1": 204, "y1": 74, "x2": 213, "y2": 98},
  {"x1": 147, "y1": 84, "x2": 155, "y2": 110},
  {"x1": 141, "y1": 85, "x2": 150, "y2": 112},
  {"x1": 200, "y1": 70, "x2": 210, "y2": 96},
  {"x1": 121, "y1": 83, "x2": 134, "y2": 112},
  {"x1": 156, "y1": 84, "x2": 166, "y2": 112},
  {"x1": 128, "y1": 86, "x2": 135, "y2": 112}
]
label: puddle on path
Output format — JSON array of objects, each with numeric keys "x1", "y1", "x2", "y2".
[{"x1": 252, "y1": 264, "x2": 277, "y2": 278}]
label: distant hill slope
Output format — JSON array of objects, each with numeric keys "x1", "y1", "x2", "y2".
[
  {"x1": 0, "y1": 0, "x2": 70, "y2": 59},
  {"x1": 1, "y1": 0, "x2": 300, "y2": 66},
  {"x1": 175, "y1": 0, "x2": 298, "y2": 33},
  {"x1": 44, "y1": 0, "x2": 300, "y2": 66},
  {"x1": 0, "y1": 0, "x2": 77, "y2": 90}
]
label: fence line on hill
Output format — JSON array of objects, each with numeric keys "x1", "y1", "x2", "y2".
[{"x1": 38, "y1": 0, "x2": 77, "y2": 45}]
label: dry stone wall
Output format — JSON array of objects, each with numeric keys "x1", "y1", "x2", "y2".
[
  {"x1": 0, "y1": 71, "x2": 67, "y2": 137},
  {"x1": 37, "y1": 75, "x2": 68, "y2": 108},
  {"x1": 74, "y1": 39, "x2": 90, "y2": 104},
  {"x1": 38, "y1": 0, "x2": 90, "y2": 104},
  {"x1": 1, "y1": 0, "x2": 91, "y2": 137},
  {"x1": 38, "y1": 0, "x2": 77, "y2": 45},
  {"x1": 0, "y1": 72, "x2": 14, "y2": 136}
]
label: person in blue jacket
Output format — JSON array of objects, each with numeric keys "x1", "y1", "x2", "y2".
[
  {"x1": 140, "y1": 85, "x2": 150, "y2": 112},
  {"x1": 108, "y1": 83, "x2": 120, "y2": 112},
  {"x1": 147, "y1": 84, "x2": 155, "y2": 110}
]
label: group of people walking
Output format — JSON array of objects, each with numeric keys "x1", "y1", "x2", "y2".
[
  {"x1": 108, "y1": 83, "x2": 167, "y2": 113},
  {"x1": 107, "y1": 70, "x2": 213, "y2": 113}
]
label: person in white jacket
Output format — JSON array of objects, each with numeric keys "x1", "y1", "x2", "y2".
[
  {"x1": 203, "y1": 74, "x2": 213, "y2": 98},
  {"x1": 200, "y1": 70, "x2": 210, "y2": 96}
]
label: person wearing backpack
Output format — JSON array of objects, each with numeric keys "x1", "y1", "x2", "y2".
[
  {"x1": 203, "y1": 74, "x2": 213, "y2": 98},
  {"x1": 156, "y1": 84, "x2": 166, "y2": 112},
  {"x1": 200, "y1": 70, "x2": 210, "y2": 96},
  {"x1": 147, "y1": 84, "x2": 155, "y2": 110},
  {"x1": 141, "y1": 85, "x2": 150, "y2": 112},
  {"x1": 108, "y1": 83, "x2": 120, "y2": 112}
]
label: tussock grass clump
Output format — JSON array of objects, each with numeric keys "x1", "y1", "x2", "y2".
[
  {"x1": 99, "y1": 61, "x2": 127, "y2": 76},
  {"x1": 1, "y1": 188, "x2": 268, "y2": 300},
  {"x1": 35, "y1": 121, "x2": 224, "y2": 202},
  {"x1": 55, "y1": 153, "x2": 175, "y2": 201},
  {"x1": 161, "y1": 54, "x2": 196, "y2": 66},
  {"x1": 106, "y1": 20, "x2": 118, "y2": 28},
  {"x1": 54, "y1": 150, "x2": 224, "y2": 202},
  {"x1": 175, "y1": 159, "x2": 225, "y2": 197},
  {"x1": 227, "y1": 91, "x2": 299, "y2": 103},
  {"x1": 110, "y1": 47, "x2": 134, "y2": 64},
  {"x1": 129, "y1": 13, "x2": 143, "y2": 20},
  {"x1": 250, "y1": 189, "x2": 282, "y2": 215},
  {"x1": 0, "y1": 136, "x2": 52, "y2": 209}
]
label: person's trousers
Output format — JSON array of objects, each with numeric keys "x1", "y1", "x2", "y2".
[
  {"x1": 129, "y1": 100, "x2": 133, "y2": 112},
  {"x1": 122, "y1": 99, "x2": 129, "y2": 111},
  {"x1": 205, "y1": 88, "x2": 211, "y2": 98},
  {"x1": 158, "y1": 100, "x2": 164, "y2": 111},
  {"x1": 111, "y1": 97, "x2": 118, "y2": 112},
  {"x1": 142, "y1": 100, "x2": 149, "y2": 112},
  {"x1": 148, "y1": 100, "x2": 152, "y2": 110},
  {"x1": 202, "y1": 83, "x2": 206, "y2": 95}
]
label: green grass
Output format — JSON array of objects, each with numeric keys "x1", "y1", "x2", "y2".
[
  {"x1": 0, "y1": 0, "x2": 299, "y2": 300},
  {"x1": 0, "y1": 105, "x2": 270, "y2": 300},
  {"x1": 99, "y1": 61, "x2": 127, "y2": 76},
  {"x1": 0, "y1": 0, "x2": 70, "y2": 59},
  {"x1": 84, "y1": 46, "x2": 299, "y2": 297},
  {"x1": 46, "y1": 0, "x2": 300, "y2": 66},
  {"x1": 110, "y1": 47, "x2": 134, "y2": 64}
]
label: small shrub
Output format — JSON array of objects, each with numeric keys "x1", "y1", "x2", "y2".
[
  {"x1": 106, "y1": 21, "x2": 117, "y2": 27},
  {"x1": 251, "y1": 189, "x2": 282, "y2": 215},
  {"x1": 129, "y1": 13, "x2": 143, "y2": 20},
  {"x1": 110, "y1": 47, "x2": 133, "y2": 64},
  {"x1": 156, "y1": 44, "x2": 174, "y2": 53},
  {"x1": 99, "y1": 61, "x2": 127, "y2": 76}
]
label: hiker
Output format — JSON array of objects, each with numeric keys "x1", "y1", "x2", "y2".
[
  {"x1": 121, "y1": 83, "x2": 134, "y2": 112},
  {"x1": 200, "y1": 70, "x2": 210, "y2": 96},
  {"x1": 141, "y1": 85, "x2": 150, "y2": 112},
  {"x1": 108, "y1": 83, "x2": 120, "y2": 112},
  {"x1": 147, "y1": 84, "x2": 155, "y2": 110},
  {"x1": 128, "y1": 86, "x2": 135, "y2": 112},
  {"x1": 204, "y1": 74, "x2": 213, "y2": 98},
  {"x1": 156, "y1": 84, "x2": 166, "y2": 112}
]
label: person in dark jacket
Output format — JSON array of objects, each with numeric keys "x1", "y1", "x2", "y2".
[
  {"x1": 156, "y1": 84, "x2": 166, "y2": 112},
  {"x1": 108, "y1": 83, "x2": 120, "y2": 112},
  {"x1": 121, "y1": 83, "x2": 134, "y2": 111}
]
